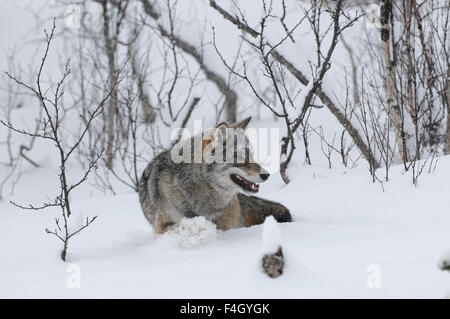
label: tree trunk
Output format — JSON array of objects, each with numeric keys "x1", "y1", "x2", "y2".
[
  {"x1": 140, "y1": 0, "x2": 237, "y2": 123},
  {"x1": 445, "y1": 69, "x2": 450, "y2": 155},
  {"x1": 380, "y1": 0, "x2": 409, "y2": 163},
  {"x1": 105, "y1": 56, "x2": 117, "y2": 169},
  {"x1": 102, "y1": 0, "x2": 117, "y2": 169}
]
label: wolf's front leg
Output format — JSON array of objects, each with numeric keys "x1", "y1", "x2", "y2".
[
  {"x1": 213, "y1": 195, "x2": 242, "y2": 231},
  {"x1": 238, "y1": 193, "x2": 291, "y2": 227},
  {"x1": 153, "y1": 212, "x2": 179, "y2": 234}
]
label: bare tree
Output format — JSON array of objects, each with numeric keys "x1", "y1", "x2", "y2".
[
  {"x1": 5, "y1": 0, "x2": 447, "y2": 194},
  {"x1": 100, "y1": 0, "x2": 129, "y2": 169},
  {"x1": 380, "y1": 0, "x2": 409, "y2": 165},
  {"x1": 1, "y1": 21, "x2": 122, "y2": 261},
  {"x1": 211, "y1": 0, "x2": 372, "y2": 182},
  {"x1": 0, "y1": 51, "x2": 42, "y2": 200},
  {"x1": 139, "y1": 0, "x2": 237, "y2": 122},
  {"x1": 446, "y1": 68, "x2": 450, "y2": 154}
]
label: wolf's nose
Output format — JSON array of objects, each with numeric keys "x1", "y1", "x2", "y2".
[{"x1": 260, "y1": 173, "x2": 270, "y2": 181}]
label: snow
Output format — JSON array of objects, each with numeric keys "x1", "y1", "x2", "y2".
[
  {"x1": 261, "y1": 216, "x2": 282, "y2": 254},
  {"x1": 1, "y1": 156, "x2": 450, "y2": 298},
  {"x1": 1, "y1": 0, "x2": 450, "y2": 299},
  {"x1": 163, "y1": 216, "x2": 217, "y2": 248}
]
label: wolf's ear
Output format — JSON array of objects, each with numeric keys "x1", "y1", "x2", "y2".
[
  {"x1": 216, "y1": 122, "x2": 228, "y2": 129},
  {"x1": 202, "y1": 134, "x2": 215, "y2": 152},
  {"x1": 202, "y1": 127, "x2": 221, "y2": 152},
  {"x1": 214, "y1": 122, "x2": 228, "y2": 142},
  {"x1": 234, "y1": 117, "x2": 251, "y2": 129}
]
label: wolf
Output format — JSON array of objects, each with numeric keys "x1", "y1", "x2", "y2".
[{"x1": 138, "y1": 117, "x2": 291, "y2": 234}]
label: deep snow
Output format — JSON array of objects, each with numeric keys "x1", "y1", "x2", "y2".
[
  {"x1": 1, "y1": 0, "x2": 450, "y2": 299},
  {"x1": 1, "y1": 156, "x2": 450, "y2": 298}
]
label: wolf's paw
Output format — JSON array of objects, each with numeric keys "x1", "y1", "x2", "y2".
[
  {"x1": 275, "y1": 209, "x2": 292, "y2": 223},
  {"x1": 262, "y1": 247, "x2": 284, "y2": 278},
  {"x1": 170, "y1": 216, "x2": 217, "y2": 248}
]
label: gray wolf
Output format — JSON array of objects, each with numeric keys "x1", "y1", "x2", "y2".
[{"x1": 138, "y1": 117, "x2": 291, "y2": 234}]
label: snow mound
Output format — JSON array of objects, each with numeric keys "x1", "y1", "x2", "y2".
[
  {"x1": 169, "y1": 216, "x2": 217, "y2": 248},
  {"x1": 262, "y1": 216, "x2": 282, "y2": 253}
]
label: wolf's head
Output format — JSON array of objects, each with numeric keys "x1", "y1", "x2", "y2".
[{"x1": 201, "y1": 117, "x2": 270, "y2": 194}]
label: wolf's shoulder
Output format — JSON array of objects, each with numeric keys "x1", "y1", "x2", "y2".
[{"x1": 145, "y1": 148, "x2": 175, "y2": 174}]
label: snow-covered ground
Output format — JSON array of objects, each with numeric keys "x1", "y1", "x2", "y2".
[
  {"x1": 1, "y1": 0, "x2": 450, "y2": 299},
  {"x1": 1, "y1": 156, "x2": 450, "y2": 298}
]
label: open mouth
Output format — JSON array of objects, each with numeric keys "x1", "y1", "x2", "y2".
[{"x1": 230, "y1": 174, "x2": 259, "y2": 193}]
